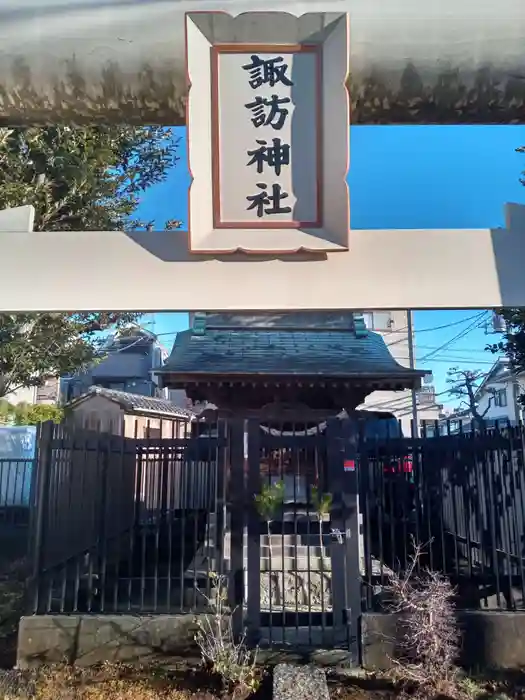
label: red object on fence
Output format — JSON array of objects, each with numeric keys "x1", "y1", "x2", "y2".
[{"x1": 383, "y1": 456, "x2": 413, "y2": 474}]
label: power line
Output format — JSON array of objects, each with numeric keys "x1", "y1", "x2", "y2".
[
  {"x1": 398, "y1": 356, "x2": 496, "y2": 365},
  {"x1": 385, "y1": 311, "x2": 492, "y2": 349},
  {"x1": 415, "y1": 311, "x2": 490, "y2": 335},
  {"x1": 419, "y1": 312, "x2": 488, "y2": 363},
  {"x1": 415, "y1": 345, "x2": 495, "y2": 354}
]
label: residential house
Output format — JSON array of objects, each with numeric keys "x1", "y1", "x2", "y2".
[
  {"x1": 358, "y1": 310, "x2": 442, "y2": 434},
  {"x1": 474, "y1": 358, "x2": 524, "y2": 424},
  {"x1": 60, "y1": 326, "x2": 187, "y2": 405},
  {"x1": 5, "y1": 378, "x2": 60, "y2": 407},
  {"x1": 436, "y1": 358, "x2": 524, "y2": 434}
]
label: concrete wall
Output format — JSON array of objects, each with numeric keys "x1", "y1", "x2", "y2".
[
  {"x1": 362, "y1": 612, "x2": 525, "y2": 672},
  {"x1": 17, "y1": 611, "x2": 525, "y2": 671},
  {"x1": 71, "y1": 395, "x2": 124, "y2": 433},
  {"x1": 70, "y1": 395, "x2": 190, "y2": 438}
]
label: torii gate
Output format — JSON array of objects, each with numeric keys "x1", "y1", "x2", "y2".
[{"x1": 1, "y1": 0, "x2": 525, "y2": 312}]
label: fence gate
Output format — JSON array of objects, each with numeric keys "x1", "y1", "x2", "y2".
[{"x1": 236, "y1": 417, "x2": 361, "y2": 662}]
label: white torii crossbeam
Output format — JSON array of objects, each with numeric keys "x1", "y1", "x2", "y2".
[{"x1": 1, "y1": 204, "x2": 525, "y2": 311}]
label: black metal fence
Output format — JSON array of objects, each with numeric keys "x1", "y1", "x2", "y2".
[
  {"x1": 31, "y1": 419, "x2": 226, "y2": 614},
  {"x1": 0, "y1": 458, "x2": 33, "y2": 568},
  {"x1": 0, "y1": 458, "x2": 33, "y2": 517},
  {"x1": 359, "y1": 422, "x2": 525, "y2": 612},
  {"x1": 28, "y1": 417, "x2": 525, "y2": 650}
]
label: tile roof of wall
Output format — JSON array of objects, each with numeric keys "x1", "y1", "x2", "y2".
[{"x1": 70, "y1": 386, "x2": 195, "y2": 418}]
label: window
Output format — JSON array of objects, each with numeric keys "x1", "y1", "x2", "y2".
[
  {"x1": 373, "y1": 312, "x2": 393, "y2": 331},
  {"x1": 125, "y1": 380, "x2": 151, "y2": 396},
  {"x1": 420, "y1": 421, "x2": 436, "y2": 437},
  {"x1": 107, "y1": 382, "x2": 126, "y2": 391},
  {"x1": 361, "y1": 312, "x2": 392, "y2": 331},
  {"x1": 494, "y1": 388, "x2": 508, "y2": 407},
  {"x1": 144, "y1": 425, "x2": 161, "y2": 439}
]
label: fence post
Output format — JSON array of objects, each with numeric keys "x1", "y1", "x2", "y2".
[
  {"x1": 228, "y1": 419, "x2": 246, "y2": 639},
  {"x1": 30, "y1": 420, "x2": 54, "y2": 613},
  {"x1": 246, "y1": 418, "x2": 261, "y2": 645},
  {"x1": 213, "y1": 419, "x2": 227, "y2": 578},
  {"x1": 327, "y1": 417, "x2": 362, "y2": 665}
]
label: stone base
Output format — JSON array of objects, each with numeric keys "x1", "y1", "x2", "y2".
[
  {"x1": 17, "y1": 615, "x2": 202, "y2": 669},
  {"x1": 18, "y1": 610, "x2": 525, "y2": 671},
  {"x1": 362, "y1": 611, "x2": 525, "y2": 671},
  {"x1": 260, "y1": 571, "x2": 332, "y2": 611}
]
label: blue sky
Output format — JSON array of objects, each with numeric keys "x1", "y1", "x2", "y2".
[{"x1": 136, "y1": 126, "x2": 525, "y2": 408}]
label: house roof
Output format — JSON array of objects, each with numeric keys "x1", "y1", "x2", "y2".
[
  {"x1": 474, "y1": 357, "x2": 521, "y2": 397},
  {"x1": 68, "y1": 386, "x2": 195, "y2": 419},
  {"x1": 158, "y1": 325, "x2": 426, "y2": 388}
]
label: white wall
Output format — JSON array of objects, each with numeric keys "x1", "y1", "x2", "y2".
[
  {"x1": 477, "y1": 375, "x2": 525, "y2": 424},
  {"x1": 4, "y1": 386, "x2": 37, "y2": 405},
  {"x1": 4, "y1": 378, "x2": 59, "y2": 406},
  {"x1": 360, "y1": 310, "x2": 441, "y2": 435}
]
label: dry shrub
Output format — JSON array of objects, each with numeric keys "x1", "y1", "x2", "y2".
[
  {"x1": 383, "y1": 540, "x2": 463, "y2": 698},
  {"x1": 194, "y1": 573, "x2": 260, "y2": 698}
]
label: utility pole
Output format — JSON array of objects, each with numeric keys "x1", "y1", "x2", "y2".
[{"x1": 407, "y1": 310, "x2": 418, "y2": 436}]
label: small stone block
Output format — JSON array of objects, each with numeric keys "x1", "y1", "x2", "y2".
[{"x1": 273, "y1": 663, "x2": 329, "y2": 700}]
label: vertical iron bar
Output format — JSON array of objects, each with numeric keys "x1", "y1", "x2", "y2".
[
  {"x1": 246, "y1": 418, "x2": 261, "y2": 645},
  {"x1": 228, "y1": 419, "x2": 246, "y2": 639},
  {"x1": 510, "y1": 427, "x2": 525, "y2": 606},
  {"x1": 31, "y1": 421, "x2": 53, "y2": 614},
  {"x1": 328, "y1": 417, "x2": 360, "y2": 663},
  {"x1": 112, "y1": 417, "x2": 126, "y2": 612},
  {"x1": 127, "y1": 419, "x2": 141, "y2": 611}
]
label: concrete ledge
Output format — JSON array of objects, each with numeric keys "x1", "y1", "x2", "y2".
[
  {"x1": 17, "y1": 615, "x2": 202, "y2": 669},
  {"x1": 16, "y1": 614, "x2": 354, "y2": 669},
  {"x1": 362, "y1": 611, "x2": 525, "y2": 671},
  {"x1": 18, "y1": 611, "x2": 525, "y2": 671}
]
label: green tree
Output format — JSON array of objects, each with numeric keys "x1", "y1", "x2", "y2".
[
  {"x1": 0, "y1": 126, "x2": 180, "y2": 398},
  {"x1": 8, "y1": 402, "x2": 64, "y2": 426},
  {"x1": 0, "y1": 314, "x2": 144, "y2": 397},
  {"x1": 310, "y1": 486, "x2": 332, "y2": 561},
  {"x1": 0, "y1": 400, "x2": 11, "y2": 424},
  {"x1": 0, "y1": 126, "x2": 180, "y2": 231},
  {"x1": 255, "y1": 481, "x2": 285, "y2": 564},
  {"x1": 310, "y1": 486, "x2": 332, "y2": 627},
  {"x1": 488, "y1": 310, "x2": 525, "y2": 373}
]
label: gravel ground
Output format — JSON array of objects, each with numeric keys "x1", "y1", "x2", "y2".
[{"x1": 273, "y1": 664, "x2": 330, "y2": 700}]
